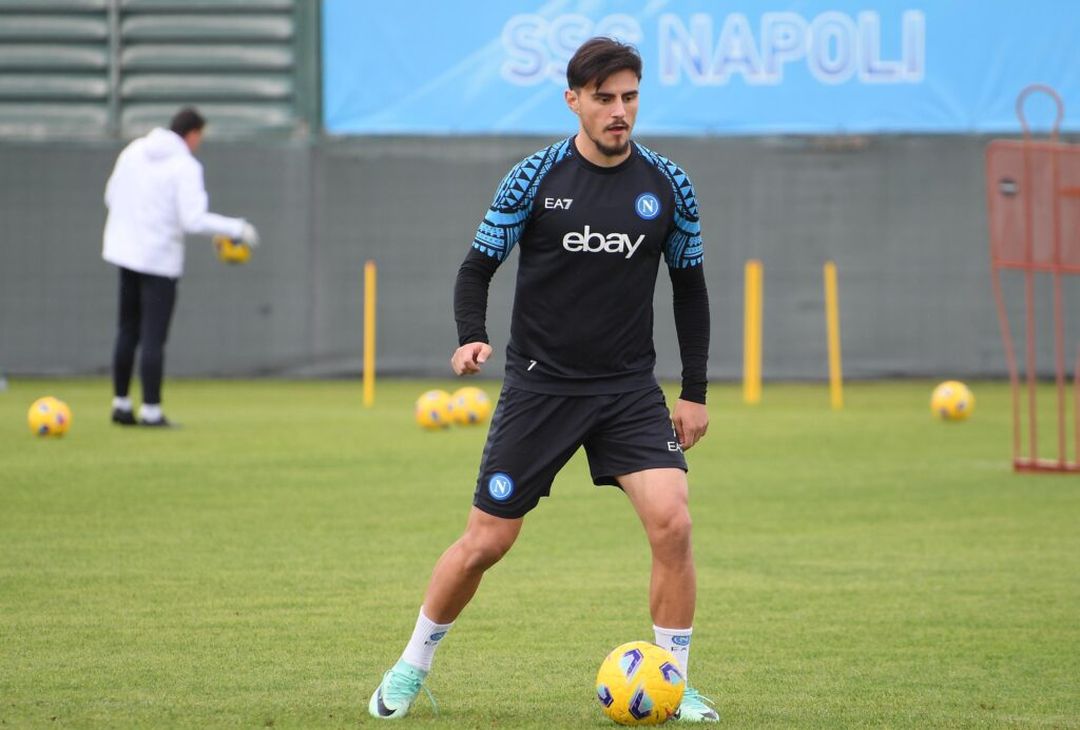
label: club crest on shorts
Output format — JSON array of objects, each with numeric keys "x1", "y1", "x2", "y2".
[
  {"x1": 488, "y1": 472, "x2": 514, "y2": 501},
  {"x1": 634, "y1": 192, "x2": 661, "y2": 220}
]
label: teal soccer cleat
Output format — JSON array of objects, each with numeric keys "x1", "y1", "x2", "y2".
[
  {"x1": 368, "y1": 659, "x2": 436, "y2": 719},
  {"x1": 674, "y1": 687, "x2": 720, "y2": 722}
]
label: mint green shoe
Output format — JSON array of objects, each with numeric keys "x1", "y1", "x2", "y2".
[
  {"x1": 368, "y1": 659, "x2": 436, "y2": 719},
  {"x1": 674, "y1": 687, "x2": 719, "y2": 722}
]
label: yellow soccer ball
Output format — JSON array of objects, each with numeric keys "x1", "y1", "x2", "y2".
[
  {"x1": 450, "y1": 386, "x2": 492, "y2": 426},
  {"x1": 213, "y1": 235, "x2": 252, "y2": 265},
  {"x1": 27, "y1": 396, "x2": 73, "y2": 437},
  {"x1": 930, "y1": 380, "x2": 975, "y2": 421},
  {"x1": 415, "y1": 389, "x2": 452, "y2": 429},
  {"x1": 596, "y1": 641, "x2": 685, "y2": 726}
]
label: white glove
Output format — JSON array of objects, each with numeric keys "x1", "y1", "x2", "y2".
[{"x1": 239, "y1": 221, "x2": 260, "y2": 247}]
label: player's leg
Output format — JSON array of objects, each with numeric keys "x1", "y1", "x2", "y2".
[
  {"x1": 110, "y1": 267, "x2": 140, "y2": 425},
  {"x1": 369, "y1": 507, "x2": 524, "y2": 717},
  {"x1": 585, "y1": 386, "x2": 718, "y2": 722},
  {"x1": 619, "y1": 468, "x2": 697, "y2": 681},
  {"x1": 136, "y1": 272, "x2": 177, "y2": 426},
  {"x1": 619, "y1": 468, "x2": 695, "y2": 631},
  {"x1": 368, "y1": 509, "x2": 523, "y2": 719},
  {"x1": 369, "y1": 387, "x2": 587, "y2": 719},
  {"x1": 423, "y1": 506, "x2": 522, "y2": 623},
  {"x1": 620, "y1": 468, "x2": 717, "y2": 722}
]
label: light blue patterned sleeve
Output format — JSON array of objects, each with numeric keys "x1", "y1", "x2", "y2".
[
  {"x1": 471, "y1": 139, "x2": 573, "y2": 262},
  {"x1": 636, "y1": 144, "x2": 704, "y2": 269}
]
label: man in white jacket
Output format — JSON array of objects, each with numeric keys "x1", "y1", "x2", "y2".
[{"x1": 102, "y1": 107, "x2": 258, "y2": 426}]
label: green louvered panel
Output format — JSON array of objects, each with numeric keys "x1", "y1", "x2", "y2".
[
  {"x1": 0, "y1": 1, "x2": 105, "y2": 9},
  {"x1": 0, "y1": 1, "x2": 109, "y2": 137},
  {"x1": 119, "y1": 1, "x2": 310, "y2": 137},
  {"x1": 122, "y1": 43, "x2": 293, "y2": 71},
  {"x1": 0, "y1": 45, "x2": 107, "y2": 70},
  {"x1": 0, "y1": 14, "x2": 107, "y2": 40},
  {"x1": 122, "y1": 101, "x2": 295, "y2": 136},
  {"x1": 121, "y1": 14, "x2": 292, "y2": 41},
  {"x1": 0, "y1": 0, "x2": 317, "y2": 138},
  {"x1": 0, "y1": 102, "x2": 107, "y2": 137},
  {"x1": 121, "y1": 0, "x2": 292, "y2": 9},
  {"x1": 122, "y1": 74, "x2": 291, "y2": 100},
  {"x1": 0, "y1": 74, "x2": 108, "y2": 99}
]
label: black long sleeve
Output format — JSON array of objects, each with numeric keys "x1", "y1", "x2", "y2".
[
  {"x1": 454, "y1": 247, "x2": 500, "y2": 346},
  {"x1": 670, "y1": 265, "x2": 711, "y2": 404}
]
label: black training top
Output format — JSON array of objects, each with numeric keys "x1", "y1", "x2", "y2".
[{"x1": 454, "y1": 137, "x2": 711, "y2": 403}]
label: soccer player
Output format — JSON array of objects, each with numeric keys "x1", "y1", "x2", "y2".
[
  {"x1": 102, "y1": 107, "x2": 259, "y2": 427},
  {"x1": 369, "y1": 38, "x2": 716, "y2": 722}
]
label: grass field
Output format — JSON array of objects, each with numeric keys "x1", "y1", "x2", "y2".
[{"x1": 2, "y1": 378, "x2": 1078, "y2": 728}]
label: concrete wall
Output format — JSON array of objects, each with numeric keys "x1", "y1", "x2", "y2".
[{"x1": 3, "y1": 134, "x2": 1077, "y2": 382}]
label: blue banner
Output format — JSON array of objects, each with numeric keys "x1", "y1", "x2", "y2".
[{"x1": 323, "y1": 0, "x2": 1080, "y2": 135}]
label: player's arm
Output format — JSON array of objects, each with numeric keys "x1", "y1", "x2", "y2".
[
  {"x1": 451, "y1": 153, "x2": 538, "y2": 375},
  {"x1": 452, "y1": 249, "x2": 498, "y2": 375},
  {"x1": 670, "y1": 264, "x2": 710, "y2": 449},
  {"x1": 662, "y1": 168, "x2": 709, "y2": 449}
]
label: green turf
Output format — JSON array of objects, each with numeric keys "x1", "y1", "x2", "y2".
[{"x1": 1, "y1": 378, "x2": 1078, "y2": 728}]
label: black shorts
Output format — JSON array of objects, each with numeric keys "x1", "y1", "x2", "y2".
[{"x1": 472, "y1": 385, "x2": 688, "y2": 518}]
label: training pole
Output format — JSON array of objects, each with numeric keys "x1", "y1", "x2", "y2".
[
  {"x1": 823, "y1": 261, "x2": 844, "y2": 410},
  {"x1": 743, "y1": 259, "x2": 763, "y2": 404},
  {"x1": 363, "y1": 260, "x2": 377, "y2": 407}
]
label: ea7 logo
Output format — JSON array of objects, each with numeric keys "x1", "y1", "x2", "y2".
[
  {"x1": 544, "y1": 197, "x2": 573, "y2": 210},
  {"x1": 562, "y1": 226, "x2": 645, "y2": 259}
]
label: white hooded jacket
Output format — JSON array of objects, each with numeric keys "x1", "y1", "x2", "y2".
[{"x1": 103, "y1": 128, "x2": 245, "y2": 278}]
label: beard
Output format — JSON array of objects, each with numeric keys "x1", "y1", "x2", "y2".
[{"x1": 587, "y1": 129, "x2": 631, "y2": 158}]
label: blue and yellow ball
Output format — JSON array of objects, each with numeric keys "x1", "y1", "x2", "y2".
[
  {"x1": 450, "y1": 386, "x2": 492, "y2": 426},
  {"x1": 415, "y1": 389, "x2": 453, "y2": 429},
  {"x1": 596, "y1": 641, "x2": 685, "y2": 725},
  {"x1": 213, "y1": 235, "x2": 252, "y2": 265},
  {"x1": 27, "y1": 396, "x2": 73, "y2": 437},
  {"x1": 930, "y1": 380, "x2": 975, "y2": 421}
]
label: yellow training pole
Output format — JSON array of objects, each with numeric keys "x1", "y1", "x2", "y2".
[
  {"x1": 363, "y1": 260, "x2": 377, "y2": 407},
  {"x1": 743, "y1": 259, "x2": 763, "y2": 404},
  {"x1": 824, "y1": 260, "x2": 844, "y2": 410}
]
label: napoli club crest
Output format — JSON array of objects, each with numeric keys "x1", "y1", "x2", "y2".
[
  {"x1": 635, "y1": 192, "x2": 661, "y2": 220},
  {"x1": 488, "y1": 472, "x2": 514, "y2": 501}
]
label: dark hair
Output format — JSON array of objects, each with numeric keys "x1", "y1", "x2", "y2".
[
  {"x1": 566, "y1": 37, "x2": 642, "y2": 90},
  {"x1": 169, "y1": 106, "x2": 206, "y2": 137}
]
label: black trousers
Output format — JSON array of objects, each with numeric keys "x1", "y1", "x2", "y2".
[{"x1": 112, "y1": 267, "x2": 178, "y2": 405}]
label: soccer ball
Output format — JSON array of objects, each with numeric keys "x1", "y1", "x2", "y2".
[
  {"x1": 212, "y1": 235, "x2": 252, "y2": 264},
  {"x1": 450, "y1": 386, "x2": 492, "y2": 425},
  {"x1": 415, "y1": 389, "x2": 452, "y2": 429},
  {"x1": 930, "y1": 380, "x2": 975, "y2": 421},
  {"x1": 27, "y1": 396, "x2": 73, "y2": 437},
  {"x1": 596, "y1": 641, "x2": 685, "y2": 726}
]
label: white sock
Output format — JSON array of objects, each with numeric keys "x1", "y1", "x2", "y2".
[
  {"x1": 113, "y1": 396, "x2": 133, "y2": 411},
  {"x1": 400, "y1": 607, "x2": 453, "y2": 672},
  {"x1": 654, "y1": 624, "x2": 693, "y2": 682},
  {"x1": 139, "y1": 403, "x2": 162, "y2": 421}
]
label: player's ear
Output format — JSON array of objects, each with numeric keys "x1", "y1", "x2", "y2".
[{"x1": 565, "y1": 88, "x2": 579, "y2": 115}]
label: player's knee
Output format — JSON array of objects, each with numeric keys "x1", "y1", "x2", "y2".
[
  {"x1": 647, "y1": 509, "x2": 693, "y2": 553},
  {"x1": 459, "y1": 530, "x2": 515, "y2": 572}
]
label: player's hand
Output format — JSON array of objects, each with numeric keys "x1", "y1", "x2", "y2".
[
  {"x1": 672, "y1": 399, "x2": 708, "y2": 450},
  {"x1": 451, "y1": 342, "x2": 492, "y2": 376},
  {"x1": 239, "y1": 221, "x2": 260, "y2": 247}
]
